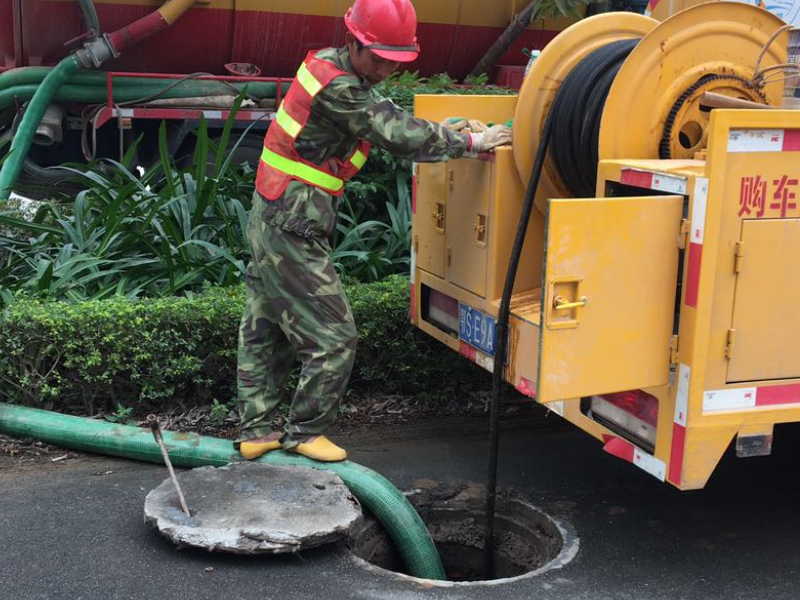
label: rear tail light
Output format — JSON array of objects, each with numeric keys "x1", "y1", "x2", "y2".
[
  {"x1": 589, "y1": 390, "x2": 658, "y2": 451},
  {"x1": 425, "y1": 288, "x2": 459, "y2": 334}
]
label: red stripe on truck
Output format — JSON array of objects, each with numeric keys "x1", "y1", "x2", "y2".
[
  {"x1": 756, "y1": 382, "x2": 800, "y2": 406},
  {"x1": 684, "y1": 242, "x2": 702, "y2": 307},
  {"x1": 668, "y1": 423, "x2": 686, "y2": 485}
]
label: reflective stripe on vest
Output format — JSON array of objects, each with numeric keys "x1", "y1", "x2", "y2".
[
  {"x1": 275, "y1": 104, "x2": 302, "y2": 139},
  {"x1": 296, "y1": 62, "x2": 323, "y2": 96},
  {"x1": 260, "y1": 147, "x2": 344, "y2": 193},
  {"x1": 351, "y1": 149, "x2": 367, "y2": 169}
]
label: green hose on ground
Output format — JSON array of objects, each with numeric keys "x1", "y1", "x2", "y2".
[
  {"x1": 0, "y1": 56, "x2": 81, "y2": 202},
  {"x1": 0, "y1": 402, "x2": 447, "y2": 580}
]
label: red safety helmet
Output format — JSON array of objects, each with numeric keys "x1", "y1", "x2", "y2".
[{"x1": 344, "y1": 0, "x2": 420, "y2": 63}]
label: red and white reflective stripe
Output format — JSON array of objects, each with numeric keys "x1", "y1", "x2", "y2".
[
  {"x1": 703, "y1": 381, "x2": 800, "y2": 412},
  {"x1": 620, "y1": 168, "x2": 687, "y2": 195},
  {"x1": 668, "y1": 363, "x2": 690, "y2": 486},
  {"x1": 602, "y1": 435, "x2": 666, "y2": 481},
  {"x1": 728, "y1": 129, "x2": 800, "y2": 153},
  {"x1": 411, "y1": 163, "x2": 418, "y2": 215},
  {"x1": 515, "y1": 376, "x2": 536, "y2": 399},
  {"x1": 409, "y1": 234, "x2": 416, "y2": 284},
  {"x1": 684, "y1": 177, "x2": 708, "y2": 308},
  {"x1": 409, "y1": 239, "x2": 417, "y2": 321},
  {"x1": 458, "y1": 342, "x2": 494, "y2": 373},
  {"x1": 409, "y1": 282, "x2": 417, "y2": 322}
]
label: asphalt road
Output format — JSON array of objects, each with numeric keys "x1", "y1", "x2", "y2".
[{"x1": 2, "y1": 413, "x2": 799, "y2": 600}]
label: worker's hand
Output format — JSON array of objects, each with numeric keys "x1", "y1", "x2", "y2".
[
  {"x1": 466, "y1": 119, "x2": 487, "y2": 133},
  {"x1": 441, "y1": 117, "x2": 490, "y2": 134},
  {"x1": 469, "y1": 124, "x2": 512, "y2": 153}
]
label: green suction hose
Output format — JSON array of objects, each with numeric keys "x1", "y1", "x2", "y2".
[
  {"x1": 0, "y1": 402, "x2": 446, "y2": 580},
  {"x1": 0, "y1": 80, "x2": 285, "y2": 112},
  {"x1": 0, "y1": 68, "x2": 288, "y2": 95},
  {"x1": 0, "y1": 56, "x2": 81, "y2": 202}
]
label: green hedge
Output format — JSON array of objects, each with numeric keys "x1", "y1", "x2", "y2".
[{"x1": 0, "y1": 275, "x2": 488, "y2": 414}]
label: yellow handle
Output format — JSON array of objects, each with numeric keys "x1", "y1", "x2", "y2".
[{"x1": 553, "y1": 296, "x2": 588, "y2": 310}]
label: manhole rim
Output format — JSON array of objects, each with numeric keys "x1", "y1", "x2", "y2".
[{"x1": 347, "y1": 498, "x2": 580, "y2": 588}]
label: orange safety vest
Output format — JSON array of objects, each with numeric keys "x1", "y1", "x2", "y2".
[{"x1": 255, "y1": 51, "x2": 372, "y2": 200}]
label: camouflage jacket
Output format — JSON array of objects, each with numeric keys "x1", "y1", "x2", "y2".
[{"x1": 259, "y1": 46, "x2": 470, "y2": 240}]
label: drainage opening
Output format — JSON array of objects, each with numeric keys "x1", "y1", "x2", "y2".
[{"x1": 348, "y1": 482, "x2": 573, "y2": 584}]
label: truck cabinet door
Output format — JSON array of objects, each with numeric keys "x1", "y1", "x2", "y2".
[{"x1": 538, "y1": 196, "x2": 683, "y2": 403}]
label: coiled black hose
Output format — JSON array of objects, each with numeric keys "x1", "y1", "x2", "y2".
[
  {"x1": 549, "y1": 39, "x2": 638, "y2": 197},
  {"x1": 484, "y1": 37, "x2": 640, "y2": 577}
]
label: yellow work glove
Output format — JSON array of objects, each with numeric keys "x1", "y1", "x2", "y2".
[{"x1": 468, "y1": 124, "x2": 513, "y2": 153}]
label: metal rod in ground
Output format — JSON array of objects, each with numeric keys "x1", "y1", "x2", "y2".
[{"x1": 146, "y1": 415, "x2": 191, "y2": 516}]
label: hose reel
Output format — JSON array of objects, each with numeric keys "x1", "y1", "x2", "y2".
[{"x1": 512, "y1": 3, "x2": 788, "y2": 208}]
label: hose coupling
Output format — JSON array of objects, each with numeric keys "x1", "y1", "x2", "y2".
[
  {"x1": 34, "y1": 105, "x2": 65, "y2": 146},
  {"x1": 75, "y1": 35, "x2": 118, "y2": 69}
]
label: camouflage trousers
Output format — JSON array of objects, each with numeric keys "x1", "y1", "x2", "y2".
[{"x1": 237, "y1": 195, "x2": 358, "y2": 448}]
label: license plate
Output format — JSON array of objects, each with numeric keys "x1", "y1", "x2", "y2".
[{"x1": 458, "y1": 304, "x2": 497, "y2": 356}]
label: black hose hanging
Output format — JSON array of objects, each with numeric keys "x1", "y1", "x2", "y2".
[
  {"x1": 484, "y1": 108, "x2": 554, "y2": 579},
  {"x1": 483, "y1": 37, "x2": 640, "y2": 578}
]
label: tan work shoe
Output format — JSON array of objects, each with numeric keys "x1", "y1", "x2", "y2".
[
  {"x1": 236, "y1": 432, "x2": 283, "y2": 460},
  {"x1": 290, "y1": 435, "x2": 347, "y2": 462}
]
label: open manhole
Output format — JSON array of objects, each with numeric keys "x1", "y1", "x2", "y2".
[{"x1": 348, "y1": 481, "x2": 578, "y2": 586}]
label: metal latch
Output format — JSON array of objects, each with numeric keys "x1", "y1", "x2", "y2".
[
  {"x1": 546, "y1": 277, "x2": 585, "y2": 329},
  {"x1": 553, "y1": 296, "x2": 588, "y2": 310}
]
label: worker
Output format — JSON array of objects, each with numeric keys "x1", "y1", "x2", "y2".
[{"x1": 235, "y1": 0, "x2": 512, "y2": 462}]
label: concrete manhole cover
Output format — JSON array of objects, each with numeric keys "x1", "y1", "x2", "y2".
[{"x1": 144, "y1": 462, "x2": 362, "y2": 554}]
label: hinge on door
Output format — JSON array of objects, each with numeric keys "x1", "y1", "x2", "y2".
[
  {"x1": 448, "y1": 170, "x2": 455, "y2": 192},
  {"x1": 734, "y1": 241, "x2": 744, "y2": 274},
  {"x1": 725, "y1": 328, "x2": 736, "y2": 360},
  {"x1": 474, "y1": 213, "x2": 487, "y2": 244},
  {"x1": 669, "y1": 335, "x2": 679, "y2": 365},
  {"x1": 447, "y1": 247, "x2": 452, "y2": 268},
  {"x1": 677, "y1": 219, "x2": 690, "y2": 249},
  {"x1": 432, "y1": 202, "x2": 445, "y2": 231}
]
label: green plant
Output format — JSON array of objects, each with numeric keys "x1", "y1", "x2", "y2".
[
  {"x1": 533, "y1": 0, "x2": 588, "y2": 19},
  {"x1": 333, "y1": 169, "x2": 411, "y2": 282},
  {"x1": 0, "y1": 101, "x2": 256, "y2": 305},
  {"x1": 375, "y1": 71, "x2": 515, "y2": 112},
  {"x1": 209, "y1": 398, "x2": 231, "y2": 426},
  {"x1": 106, "y1": 403, "x2": 133, "y2": 424},
  {"x1": 0, "y1": 277, "x2": 488, "y2": 414}
]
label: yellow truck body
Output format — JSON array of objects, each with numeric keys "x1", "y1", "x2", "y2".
[{"x1": 411, "y1": 94, "x2": 800, "y2": 489}]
